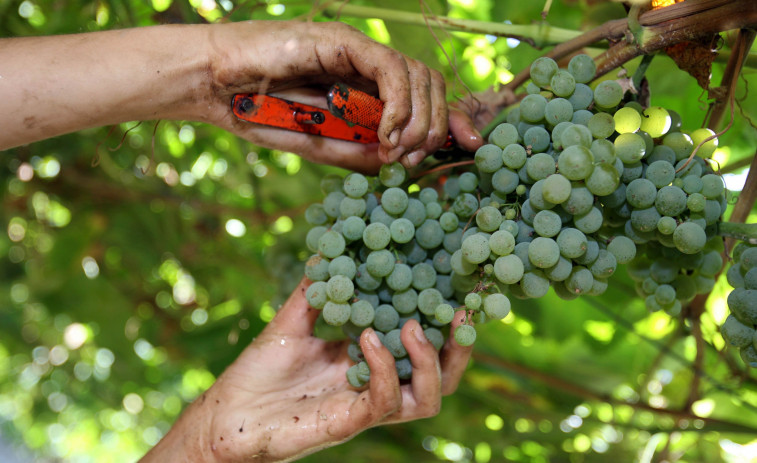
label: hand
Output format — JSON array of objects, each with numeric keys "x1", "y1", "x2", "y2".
[
  {"x1": 197, "y1": 21, "x2": 483, "y2": 172},
  {"x1": 141, "y1": 277, "x2": 473, "y2": 462}
]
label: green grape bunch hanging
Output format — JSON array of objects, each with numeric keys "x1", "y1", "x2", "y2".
[{"x1": 300, "y1": 53, "x2": 739, "y2": 385}]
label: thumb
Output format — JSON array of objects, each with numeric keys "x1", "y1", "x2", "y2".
[{"x1": 263, "y1": 277, "x2": 321, "y2": 337}]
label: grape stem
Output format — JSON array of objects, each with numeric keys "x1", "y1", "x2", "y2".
[
  {"x1": 717, "y1": 222, "x2": 757, "y2": 245},
  {"x1": 413, "y1": 159, "x2": 475, "y2": 179}
]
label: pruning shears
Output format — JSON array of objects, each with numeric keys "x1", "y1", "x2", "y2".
[{"x1": 231, "y1": 84, "x2": 454, "y2": 148}]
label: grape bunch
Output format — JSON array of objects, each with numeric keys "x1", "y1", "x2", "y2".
[
  {"x1": 304, "y1": 162, "x2": 512, "y2": 387},
  {"x1": 721, "y1": 243, "x2": 757, "y2": 366},
  {"x1": 301, "y1": 52, "x2": 732, "y2": 384}
]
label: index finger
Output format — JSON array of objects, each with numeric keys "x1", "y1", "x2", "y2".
[{"x1": 439, "y1": 309, "x2": 475, "y2": 395}]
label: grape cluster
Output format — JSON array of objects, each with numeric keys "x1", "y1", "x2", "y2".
[
  {"x1": 722, "y1": 243, "x2": 757, "y2": 366},
  {"x1": 304, "y1": 163, "x2": 511, "y2": 387},
  {"x1": 301, "y1": 53, "x2": 731, "y2": 384}
]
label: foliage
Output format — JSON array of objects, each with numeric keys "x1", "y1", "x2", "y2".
[{"x1": 1, "y1": 0, "x2": 757, "y2": 462}]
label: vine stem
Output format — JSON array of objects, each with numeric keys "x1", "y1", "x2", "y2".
[
  {"x1": 323, "y1": 4, "x2": 581, "y2": 46},
  {"x1": 413, "y1": 159, "x2": 475, "y2": 178},
  {"x1": 718, "y1": 222, "x2": 757, "y2": 246}
]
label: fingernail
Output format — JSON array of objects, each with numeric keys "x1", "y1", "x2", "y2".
[
  {"x1": 387, "y1": 145, "x2": 406, "y2": 163},
  {"x1": 413, "y1": 325, "x2": 427, "y2": 344},
  {"x1": 407, "y1": 150, "x2": 425, "y2": 167},
  {"x1": 389, "y1": 129, "x2": 401, "y2": 147},
  {"x1": 367, "y1": 329, "x2": 382, "y2": 348}
]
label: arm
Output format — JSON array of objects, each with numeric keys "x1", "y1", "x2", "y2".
[
  {"x1": 0, "y1": 21, "x2": 482, "y2": 171},
  {"x1": 140, "y1": 278, "x2": 474, "y2": 463}
]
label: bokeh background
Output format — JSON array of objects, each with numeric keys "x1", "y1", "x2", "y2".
[{"x1": 2, "y1": 0, "x2": 757, "y2": 461}]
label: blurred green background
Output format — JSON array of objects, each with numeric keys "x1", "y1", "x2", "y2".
[{"x1": 2, "y1": 0, "x2": 757, "y2": 461}]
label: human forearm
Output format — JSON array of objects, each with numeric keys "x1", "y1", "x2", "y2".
[{"x1": 0, "y1": 25, "x2": 211, "y2": 150}]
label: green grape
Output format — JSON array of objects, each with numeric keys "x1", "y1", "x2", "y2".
[
  {"x1": 521, "y1": 199, "x2": 537, "y2": 225},
  {"x1": 318, "y1": 230, "x2": 346, "y2": 258},
  {"x1": 545, "y1": 98, "x2": 574, "y2": 125},
  {"x1": 551, "y1": 70, "x2": 576, "y2": 97},
  {"x1": 323, "y1": 191, "x2": 346, "y2": 218},
  {"x1": 306, "y1": 226, "x2": 328, "y2": 253},
  {"x1": 444, "y1": 229, "x2": 463, "y2": 255},
  {"x1": 520, "y1": 94, "x2": 548, "y2": 122},
  {"x1": 631, "y1": 206, "x2": 661, "y2": 233},
  {"x1": 566, "y1": 266, "x2": 594, "y2": 295},
  {"x1": 305, "y1": 204, "x2": 329, "y2": 225},
  {"x1": 653, "y1": 284, "x2": 676, "y2": 306},
  {"x1": 432, "y1": 249, "x2": 453, "y2": 274},
  {"x1": 424, "y1": 328, "x2": 445, "y2": 351},
  {"x1": 494, "y1": 254, "x2": 525, "y2": 284},
  {"x1": 529, "y1": 180, "x2": 557, "y2": 211},
  {"x1": 379, "y1": 162, "x2": 406, "y2": 187},
  {"x1": 701, "y1": 174, "x2": 725, "y2": 199},
  {"x1": 645, "y1": 160, "x2": 675, "y2": 188},
  {"x1": 741, "y1": 248, "x2": 757, "y2": 271},
  {"x1": 389, "y1": 218, "x2": 415, "y2": 244},
  {"x1": 492, "y1": 167, "x2": 520, "y2": 194},
  {"x1": 655, "y1": 186, "x2": 687, "y2": 217},
  {"x1": 328, "y1": 255, "x2": 357, "y2": 279},
  {"x1": 648, "y1": 145, "x2": 676, "y2": 165},
  {"x1": 386, "y1": 263, "x2": 412, "y2": 291},
  {"x1": 451, "y1": 249, "x2": 477, "y2": 276},
  {"x1": 585, "y1": 163, "x2": 620, "y2": 196},
  {"x1": 530, "y1": 57, "x2": 559, "y2": 87},
  {"x1": 562, "y1": 183, "x2": 594, "y2": 216},
  {"x1": 541, "y1": 173, "x2": 571, "y2": 204},
  {"x1": 416, "y1": 219, "x2": 444, "y2": 249},
  {"x1": 657, "y1": 216, "x2": 678, "y2": 235},
  {"x1": 745, "y1": 268, "x2": 757, "y2": 290},
  {"x1": 320, "y1": 173, "x2": 344, "y2": 195},
  {"x1": 568, "y1": 83, "x2": 594, "y2": 111},
  {"x1": 327, "y1": 275, "x2": 354, "y2": 303},
  {"x1": 417, "y1": 288, "x2": 444, "y2": 316},
  {"x1": 356, "y1": 263, "x2": 381, "y2": 291},
  {"x1": 474, "y1": 206, "x2": 501, "y2": 233},
  {"x1": 366, "y1": 249, "x2": 395, "y2": 278},
  {"x1": 503, "y1": 144, "x2": 528, "y2": 170},
  {"x1": 568, "y1": 54, "x2": 596, "y2": 83},
  {"x1": 588, "y1": 112, "x2": 615, "y2": 139},
  {"x1": 673, "y1": 222, "x2": 707, "y2": 255},
  {"x1": 412, "y1": 263, "x2": 437, "y2": 291},
  {"x1": 528, "y1": 237, "x2": 561, "y2": 268},
  {"x1": 339, "y1": 197, "x2": 366, "y2": 218},
  {"x1": 607, "y1": 236, "x2": 636, "y2": 265},
  {"x1": 571, "y1": 110, "x2": 594, "y2": 128},
  {"x1": 374, "y1": 304, "x2": 400, "y2": 332},
  {"x1": 350, "y1": 300, "x2": 375, "y2": 327},
  {"x1": 342, "y1": 216, "x2": 367, "y2": 242},
  {"x1": 370, "y1": 206, "x2": 394, "y2": 228},
  {"x1": 663, "y1": 132, "x2": 694, "y2": 160},
  {"x1": 440, "y1": 211, "x2": 460, "y2": 233},
  {"x1": 686, "y1": 193, "x2": 705, "y2": 213},
  {"x1": 544, "y1": 255, "x2": 573, "y2": 281},
  {"x1": 462, "y1": 234, "x2": 490, "y2": 264},
  {"x1": 402, "y1": 198, "x2": 427, "y2": 227},
  {"x1": 588, "y1": 277, "x2": 609, "y2": 296},
  {"x1": 521, "y1": 270, "x2": 550, "y2": 298},
  {"x1": 419, "y1": 187, "x2": 439, "y2": 205},
  {"x1": 526, "y1": 82, "x2": 541, "y2": 94},
  {"x1": 524, "y1": 126, "x2": 551, "y2": 153},
  {"x1": 615, "y1": 133, "x2": 646, "y2": 164},
  {"x1": 551, "y1": 122, "x2": 573, "y2": 149},
  {"x1": 556, "y1": 228, "x2": 587, "y2": 259},
  {"x1": 305, "y1": 281, "x2": 328, "y2": 309},
  {"x1": 721, "y1": 315, "x2": 755, "y2": 348},
  {"x1": 640, "y1": 106, "x2": 671, "y2": 138},
  {"x1": 558, "y1": 145, "x2": 594, "y2": 180},
  {"x1": 435, "y1": 303, "x2": 455, "y2": 324},
  {"x1": 727, "y1": 264, "x2": 745, "y2": 288},
  {"x1": 483, "y1": 293, "x2": 511, "y2": 319},
  {"x1": 526, "y1": 152, "x2": 557, "y2": 181},
  {"x1": 347, "y1": 342, "x2": 363, "y2": 363},
  {"x1": 573, "y1": 207, "x2": 603, "y2": 234},
  {"x1": 475, "y1": 144, "x2": 504, "y2": 173},
  {"x1": 613, "y1": 106, "x2": 642, "y2": 134},
  {"x1": 345, "y1": 364, "x2": 366, "y2": 388},
  {"x1": 461, "y1": 292, "x2": 480, "y2": 311},
  {"x1": 381, "y1": 187, "x2": 409, "y2": 215},
  {"x1": 533, "y1": 210, "x2": 562, "y2": 238},
  {"x1": 626, "y1": 178, "x2": 657, "y2": 209},
  {"x1": 357, "y1": 291, "x2": 379, "y2": 309},
  {"x1": 363, "y1": 222, "x2": 391, "y2": 250},
  {"x1": 729, "y1": 287, "x2": 757, "y2": 325},
  {"x1": 402, "y1": 240, "x2": 428, "y2": 265},
  {"x1": 383, "y1": 329, "x2": 407, "y2": 358},
  {"x1": 489, "y1": 123, "x2": 520, "y2": 148},
  {"x1": 343, "y1": 172, "x2": 369, "y2": 198},
  {"x1": 489, "y1": 230, "x2": 516, "y2": 256},
  {"x1": 392, "y1": 288, "x2": 418, "y2": 314},
  {"x1": 593, "y1": 80, "x2": 623, "y2": 108},
  {"x1": 589, "y1": 249, "x2": 617, "y2": 279},
  {"x1": 454, "y1": 324, "x2": 477, "y2": 347},
  {"x1": 323, "y1": 301, "x2": 352, "y2": 326},
  {"x1": 458, "y1": 172, "x2": 479, "y2": 193},
  {"x1": 690, "y1": 128, "x2": 718, "y2": 158},
  {"x1": 305, "y1": 254, "x2": 330, "y2": 282}
]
